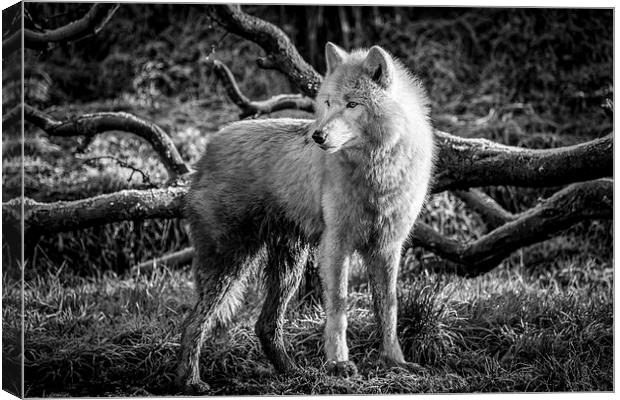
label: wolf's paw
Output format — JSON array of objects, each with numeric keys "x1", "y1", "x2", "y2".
[
  {"x1": 326, "y1": 360, "x2": 358, "y2": 378},
  {"x1": 181, "y1": 379, "x2": 211, "y2": 395}
]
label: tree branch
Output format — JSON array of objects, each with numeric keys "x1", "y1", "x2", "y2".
[
  {"x1": 206, "y1": 4, "x2": 323, "y2": 97},
  {"x1": 3, "y1": 187, "x2": 186, "y2": 235},
  {"x1": 79, "y1": 155, "x2": 153, "y2": 186},
  {"x1": 408, "y1": 179, "x2": 612, "y2": 276},
  {"x1": 433, "y1": 130, "x2": 612, "y2": 192},
  {"x1": 453, "y1": 188, "x2": 515, "y2": 229},
  {"x1": 210, "y1": 59, "x2": 315, "y2": 118},
  {"x1": 23, "y1": 104, "x2": 190, "y2": 179},
  {"x1": 3, "y1": 4, "x2": 120, "y2": 56}
]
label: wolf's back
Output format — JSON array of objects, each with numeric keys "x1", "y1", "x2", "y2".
[{"x1": 186, "y1": 118, "x2": 325, "y2": 241}]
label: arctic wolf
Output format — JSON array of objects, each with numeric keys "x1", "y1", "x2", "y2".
[{"x1": 177, "y1": 42, "x2": 434, "y2": 393}]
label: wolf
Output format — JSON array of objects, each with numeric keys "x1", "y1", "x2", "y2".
[{"x1": 177, "y1": 42, "x2": 434, "y2": 393}]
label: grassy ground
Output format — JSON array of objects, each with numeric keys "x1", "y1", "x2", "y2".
[
  {"x1": 2, "y1": 5, "x2": 613, "y2": 396},
  {"x1": 5, "y1": 252, "x2": 611, "y2": 396}
]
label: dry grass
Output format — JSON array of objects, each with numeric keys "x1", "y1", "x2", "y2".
[{"x1": 4, "y1": 254, "x2": 611, "y2": 396}]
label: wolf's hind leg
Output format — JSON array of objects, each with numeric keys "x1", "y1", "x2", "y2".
[
  {"x1": 176, "y1": 248, "x2": 256, "y2": 394},
  {"x1": 255, "y1": 241, "x2": 308, "y2": 373}
]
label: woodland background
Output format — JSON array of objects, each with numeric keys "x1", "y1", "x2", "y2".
[{"x1": 1, "y1": 4, "x2": 613, "y2": 396}]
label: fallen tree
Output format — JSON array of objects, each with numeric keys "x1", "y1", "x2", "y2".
[
  {"x1": 3, "y1": 187, "x2": 186, "y2": 235},
  {"x1": 408, "y1": 179, "x2": 612, "y2": 276}
]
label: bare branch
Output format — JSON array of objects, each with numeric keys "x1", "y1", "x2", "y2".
[
  {"x1": 3, "y1": 187, "x2": 186, "y2": 235},
  {"x1": 24, "y1": 104, "x2": 190, "y2": 179},
  {"x1": 79, "y1": 155, "x2": 153, "y2": 186},
  {"x1": 207, "y1": 4, "x2": 322, "y2": 97},
  {"x1": 3, "y1": 4, "x2": 120, "y2": 56},
  {"x1": 408, "y1": 179, "x2": 612, "y2": 276},
  {"x1": 432, "y1": 131, "x2": 612, "y2": 192},
  {"x1": 210, "y1": 59, "x2": 315, "y2": 118},
  {"x1": 132, "y1": 248, "x2": 194, "y2": 274},
  {"x1": 453, "y1": 189, "x2": 515, "y2": 229}
]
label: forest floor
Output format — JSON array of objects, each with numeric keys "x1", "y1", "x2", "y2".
[{"x1": 2, "y1": 6, "x2": 613, "y2": 397}]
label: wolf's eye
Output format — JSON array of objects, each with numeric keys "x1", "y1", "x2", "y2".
[
  {"x1": 346, "y1": 102, "x2": 358, "y2": 108},
  {"x1": 325, "y1": 100, "x2": 330, "y2": 107}
]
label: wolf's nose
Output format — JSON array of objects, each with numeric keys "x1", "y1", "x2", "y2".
[{"x1": 312, "y1": 130, "x2": 326, "y2": 145}]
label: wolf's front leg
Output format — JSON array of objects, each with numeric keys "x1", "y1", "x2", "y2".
[
  {"x1": 362, "y1": 245, "x2": 411, "y2": 369},
  {"x1": 318, "y1": 228, "x2": 357, "y2": 377}
]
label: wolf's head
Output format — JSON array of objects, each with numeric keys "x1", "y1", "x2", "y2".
[{"x1": 311, "y1": 42, "x2": 425, "y2": 153}]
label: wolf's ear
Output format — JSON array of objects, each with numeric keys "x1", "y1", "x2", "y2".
[
  {"x1": 325, "y1": 42, "x2": 347, "y2": 75},
  {"x1": 363, "y1": 46, "x2": 393, "y2": 88}
]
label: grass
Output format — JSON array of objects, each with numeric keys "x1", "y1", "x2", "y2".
[
  {"x1": 4, "y1": 254, "x2": 611, "y2": 396},
  {"x1": 2, "y1": 5, "x2": 613, "y2": 397}
]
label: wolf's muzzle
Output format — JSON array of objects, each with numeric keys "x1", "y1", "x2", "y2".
[{"x1": 312, "y1": 130, "x2": 327, "y2": 145}]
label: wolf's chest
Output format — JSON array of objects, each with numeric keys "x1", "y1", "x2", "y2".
[{"x1": 325, "y1": 173, "x2": 417, "y2": 240}]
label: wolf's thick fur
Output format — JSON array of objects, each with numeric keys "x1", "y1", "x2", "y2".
[{"x1": 177, "y1": 43, "x2": 434, "y2": 392}]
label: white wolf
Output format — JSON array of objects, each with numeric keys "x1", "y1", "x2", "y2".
[{"x1": 177, "y1": 42, "x2": 434, "y2": 393}]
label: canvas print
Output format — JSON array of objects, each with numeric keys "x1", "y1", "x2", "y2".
[{"x1": 2, "y1": 3, "x2": 613, "y2": 397}]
